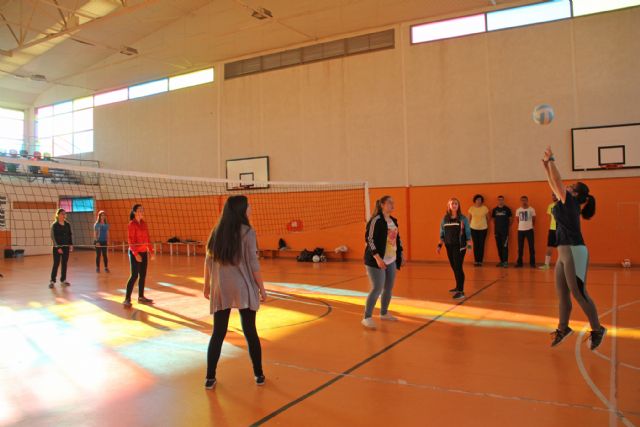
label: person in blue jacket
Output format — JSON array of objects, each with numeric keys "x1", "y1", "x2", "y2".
[{"x1": 437, "y1": 198, "x2": 472, "y2": 300}]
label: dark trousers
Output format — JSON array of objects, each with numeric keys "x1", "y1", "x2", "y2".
[
  {"x1": 95, "y1": 241, "x2": 108, "y2": 268},
  {"x1": 495, "y1": 231, "x2": 509, "y2": 263},
  {"x1": 125, "y1": 251, "x2": 148, "y2": 299},
  {"x1": 445, "y1": 244, "x2": 466, "y2": 292},
  {"x1": 470, "y1": 228, "x2": 487, "y2": 263},
  {"x1": 51, "y1": 247, "x2": 70, "y2": 282},
  {"x1": 517, "y1": 229, "x2": 535, "y2": 266},
  {"x1": 206, "y1": 308, "x2": 263, "y2": 379}
]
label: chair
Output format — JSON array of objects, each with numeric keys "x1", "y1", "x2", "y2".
[
  {"x1": 0, "y1": 162, "x2": 5, "y2": 173},
  {"x1": 6, "y1": 150, "x2": 18, "y2": 173},
  {"x1": 19, "y1": 149, "x2": 28, "y2": 158}
]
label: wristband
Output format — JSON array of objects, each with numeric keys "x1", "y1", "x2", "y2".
[{"x1": 549, "y1": 155, "x2": 555, "y2": 161}]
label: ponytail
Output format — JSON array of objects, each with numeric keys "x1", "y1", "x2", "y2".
[
  {"x1": 372, "y1": 195, "x2": 391, "y2": 218},
  {"x1": 581, "y1": 194, "x2": 596, "y2": 220},
  {"x1": 574, "y1": 181, "x2": 595, "y2": 219}
]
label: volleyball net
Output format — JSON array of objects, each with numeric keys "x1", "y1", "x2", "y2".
[{"x1": 0, "y1": 157, "x2": 368, "y2": 255}]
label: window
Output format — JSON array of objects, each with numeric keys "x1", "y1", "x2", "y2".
[
  {"x1": 59, "y1": 197, "x2": 94, "y2": 213},
  {"x1": 487, "y1": 0, "x2": 571, "y2": 31},
  {"x1": 129, "y1": 79, "x2": 168, "y2": 99},
  {"x1": 94, "y1": 88, "x2": 128, "y2": 106},
  {"x1": 36, "y1": 100, "x2": 94, "y2": 156},
  {"x1": 0, "y1": 107, "x2": 25, "y2": 153},
  {"x1": 411, "y1": 14, "x2": 486, "y2": 44},
  {"x1": 572, "y1": 0, "x2": 640, "y2": 16},
  {"x1": 168, "y1": 68, "x2": 214, "y2": 90}
]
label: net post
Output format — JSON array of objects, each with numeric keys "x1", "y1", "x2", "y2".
[{"x1": 364, "y1": 181, "x2": 371, "y2": 221}]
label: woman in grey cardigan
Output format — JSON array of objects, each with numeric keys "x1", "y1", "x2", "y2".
[{"x1": 203, "y1": 195, "x2": 267, "y2": 390}]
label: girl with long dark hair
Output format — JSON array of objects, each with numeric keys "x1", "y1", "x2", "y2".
[
  {"x1": 49, "y1": 208, "x2": 73, "y2": 288},
  {"x1": 94, "y1": 210, "x2": 110, "y2": 273},
  {"x1": 362, "y1": 195, "x2": 403, "y2": 330},
  {"x1": 542, "y1": 147, "x2": 606, "y2": 350},
  {"x1": 203, "y1": 195, "x2": 267, "y2": 389},
  {"x1": 437, "y1": 198, "x2": 472, "y2": 300},
  {"x1": 123, "y1": 204, "x2": 154, "y2": 307}
]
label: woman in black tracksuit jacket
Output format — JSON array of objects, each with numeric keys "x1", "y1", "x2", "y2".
[
  {"x1": 437, "y1": 198, "x2": 472, "y2": 301},
  {"x1": 362, "y1": 195, "x2": 403, "y2": 330}
]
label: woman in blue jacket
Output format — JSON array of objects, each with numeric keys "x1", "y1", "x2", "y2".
[
  {"x1": 362, "y1": 195, "x2": 403, "y2": 330},
  {"x1": 437, "y1": 198, "x2": 472, "y2": 300}
]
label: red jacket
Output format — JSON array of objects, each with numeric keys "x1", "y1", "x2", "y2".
[{"x1": 128, "y1": 219, "x2": 153, "y2": 256}]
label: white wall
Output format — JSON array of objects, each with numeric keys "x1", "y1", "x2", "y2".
[{"x1": 37, "y1": 7, "x2": 640, "y2": 186}]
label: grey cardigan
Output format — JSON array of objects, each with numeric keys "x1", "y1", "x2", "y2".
[{"x1": 207, "y1": 225, "x2": 261, "y2": 313}]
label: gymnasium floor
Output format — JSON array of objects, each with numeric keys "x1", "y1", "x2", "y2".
[{"x1": 1, "y1": 252, "x2": 638, "y2": 427}]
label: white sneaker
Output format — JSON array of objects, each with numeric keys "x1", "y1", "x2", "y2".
[
  {"x1": 361, "y1": 318, "x2": 376, "y2": 330},
  {"x1": 380, "y1": 313, "x2": 398, "y2": 322}
]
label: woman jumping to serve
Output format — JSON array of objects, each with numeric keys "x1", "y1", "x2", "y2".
[{"x1": 542, "y1": 146, "x2": 606, "y2": 350}]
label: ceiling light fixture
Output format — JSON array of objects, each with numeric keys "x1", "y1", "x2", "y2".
[
  {"x1": 251, "y1": 7, "x2": 273, "y2": 20},
  {"x1": 119, "y1": 46, "x2": 139, "y2": 56}
]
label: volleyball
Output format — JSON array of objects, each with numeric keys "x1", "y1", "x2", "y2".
[
  {"x1": 312, "y1": 255, "x2": 321, "y2": 263},
  {"x1": 533, "y1": 104, "x2": 555, "y2": 125}
]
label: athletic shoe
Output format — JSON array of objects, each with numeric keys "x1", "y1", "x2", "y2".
[
  {"x1": 255, "y1": 375, "x2": 266, "y2": 386},
  {"x1": 448, "y1": 288, "x2": 459, "y2": 293},
  {"x1": 588, "y1": 327, "x2": 607, "y2": 350},
  {"x1": 501, "y1": 262, "x2": 509, "y2": 268},
  {"x1": 538, "y1": 264, "x2": 550, "y2": 270},
  {"x1": 48, "y1": 280, "x2": 55, "y2": 289},
  {"x1": 496, "y1": 262, "x2": 503, "y2": 267},
  {"x1": 105, "y1": 268, "x2": 110, "y2": 273},
  {"x1": 361, "y1": 318, "x2": 376, "y2": 330},
  {"x1": 380, "y1": 313, "x2": 398, "y2": 321},
  {"x1": 61, "y1": 281, "x2": 71, "y2": 287},
  {"x1": 138, "y1": 296, "x2": 154, "y2": 304},
  {"x1": 96, "y1": 268, "x2": 100, "y2": 273},
  {"x1": 452, "y1": 292, "x2": 465, "y2": 300},
  {"x1": 530, "y1": 264, "x2": 537, "y2": 268},
  {"x1": 473, "y1": 262, "x2": 481, "y2": 266},
  {"x1": 122, "y1": 298, "x2": 132, "y2": 308},
  {"x1": 515, "y1": 263, "x2": 523, "y2": 268},
  {"x1": 205, "y1": 378, "x2": 217, "y2": 390},
  {"x1": 550, "y1": 327, "x2": 573, "y2": 347}
]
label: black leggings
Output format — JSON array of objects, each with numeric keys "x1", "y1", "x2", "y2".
[
  {"x1": 51, "y1": 247, "x2": 70, "y2": 282},
  {"x1": 470, "y1": 228, "x2": 487, "y2": 263},
  {"x1": 125, "y1": 251, "x2": 147, "y2": 299},
  {"x1": 445, "y1": 244, "x2": 466, "y2": 292},
  {"x1": 206, "y1": 308, "x2": 263, "y2": 379},
  {"x1": 96, "y1": 241, "x2": 108, "y2": 268}
]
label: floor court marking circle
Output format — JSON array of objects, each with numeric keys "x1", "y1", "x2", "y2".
[{"x1": 574, "y1": 280, "x2": 639, "y2": 427}]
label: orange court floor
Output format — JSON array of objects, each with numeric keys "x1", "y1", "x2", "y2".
[{"x1": 0, "y1": 251, "x2": 638, "y2": 427}]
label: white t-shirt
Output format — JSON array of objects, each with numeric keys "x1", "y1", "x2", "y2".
[
  {"x1": 516, "y1": 207, "x2": 536, "y2": 231},
  {"x1": 383, "y1": 218, "x2": 398, "y2": 265}
]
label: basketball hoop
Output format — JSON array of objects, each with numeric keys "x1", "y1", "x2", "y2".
[{"x1": 599, "y1": 163, "x2": 623, "y2": 170}]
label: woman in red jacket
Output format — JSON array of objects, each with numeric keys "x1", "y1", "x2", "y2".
[{"x1": 123, "y1": 204, "x2": 154, "y2": 307}]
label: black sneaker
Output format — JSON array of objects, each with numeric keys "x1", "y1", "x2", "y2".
[
  {"x1": 502, "y1": 262, "x2": 509, "y2": 268},
  {"x1": 205, "y1": 378, "x2": 217, "y2": 390},
  {"x1": 96, "y1": 268, "x2": 100, "y2": 273},
  {"x1": 105, "y1": 268, "x2": 110, "y2": 273},
  {"x1": 138, "y1": 296, "x2": 154, "y2": 304},
  {"x1": 452, "y1": 292, "x2": 465, "y2": 300},
  {"x1": 122, "y1": 298, "x2": 132, "y2": 308},
  {"x1": 49, "y1": 280, "x2": 55, "y2": 289},
  {"x1": 255, "y1": 375, "x2": 266, "y2": 386},
  {"x1": 448, "y1": 288, "x2": 459, "y2": 293},
  {"x1": 473, "y1": 262, "x2": 481, "y2": 266},
  {"x1": 588, "y1": 327, "x2": 607, "y2": 350},
  {"x1": 515, "y1": 263, "x2": 523, "y2": 268},
  {"x1": 550, "y1": 327, "x2": 573, "y2": 347}
]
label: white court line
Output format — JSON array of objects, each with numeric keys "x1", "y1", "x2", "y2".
[
  {"x1": 609, "y1": 273, "x2": 618, "y2": 427},
  {"x1": 575, "y1": 291, "x2": 639, "y2": 427}
]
